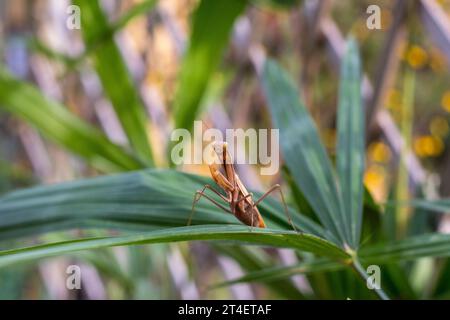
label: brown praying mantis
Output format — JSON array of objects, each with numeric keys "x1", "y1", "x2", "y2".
[{"x1": 188, "y1": 139, "x2": 298, "y2": 231}]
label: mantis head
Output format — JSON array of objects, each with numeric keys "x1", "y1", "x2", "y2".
[{"x1": 212, "y1": 141, "x2": 233, "y2": 164}]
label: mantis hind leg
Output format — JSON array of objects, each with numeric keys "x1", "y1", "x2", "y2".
[
  {"x1": 251, "y1": 184, "x2": 299, "y2": 233},
  {"x1": 188, "y1": 185, "x2": 232, "y2": 226}
]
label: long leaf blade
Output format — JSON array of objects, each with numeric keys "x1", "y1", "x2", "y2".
[
  {"x1": 0, "y1": 225, "x2": 349, "y2": 268},
  {"x1": 361, "y1": 233, "x2": 450, "y2": 263},
  {"x1": 0, "y1": 68, "x2": 143, "y2": 172},
  {"x1": 336, "y1": 38, "x2": 365, "y2": 248},
  {"x1": 0, "y1": 169, "x2": 326, "y2": 241},
  {"x1": 212, "y1": 258, "x2": 342, "y2": 288},
  {"x1": 75, "y1": 0, "x2": 155, "y2": 166},
  {"x1": 173, "y1": 0, "x2": 246, "y2": 132},
  {"x1": 261, "y1": 59, "x2": 345, "y2": 246},
  {"x1": 403, "y1": 199, "x2": 450, "y2": 213}
]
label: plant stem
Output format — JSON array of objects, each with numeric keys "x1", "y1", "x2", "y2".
[
  {"x1": 351, "y1": 259, "x2": 390, "y2": 300},
  {"x1": 396, "y1": 68, "x2": 416, "y2": 238}
]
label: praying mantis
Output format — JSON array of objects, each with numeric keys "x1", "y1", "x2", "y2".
[{"x1": 188, "y1": 140, "x2": 298, "y2": 231}]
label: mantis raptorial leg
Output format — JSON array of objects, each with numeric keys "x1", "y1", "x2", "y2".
[
  {"x1": 188, "y1": 186, "x2": 252, "y2": 225},
  {"x1": 189, "y1": 136, "x2": 300, "y2": 231},
  {"x1": 188, "y1": 185, "x2": 232, "y2": 226}
]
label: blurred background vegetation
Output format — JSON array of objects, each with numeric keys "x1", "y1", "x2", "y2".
[{"x1": 1, "y1": 0, "x2": 450, "y2": 299}]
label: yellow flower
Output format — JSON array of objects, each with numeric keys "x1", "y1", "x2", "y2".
[
  {"x1": 406, "y1": 45, "x2": 428, "y2": 69},
  {"x1": 414, "y1": 135, "x2": 445, "y2": 157},
  {"x1": 364, "y1": 165, "x2": 387, "y2": 202},
  {"x1": 368, "y1": 142, "x2": 391, "y2": 163}
]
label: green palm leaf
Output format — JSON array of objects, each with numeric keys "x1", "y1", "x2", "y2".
[
  {"x1": 0, "y1": 69, "x2": 143, "y2": 172},
  {"x1": 75, "y1": 0, "x2": 155, "y2": 166},
  {"x1": 0, "y1": 169, "x2": 327, "y2": 241},
  {"x1": 261, "y1": 59, "x2": 345, "y2": 246},
  {"x1": 403, "y1": 199, "x2": 450, "y2": 213},
  {"x1": 361, "y1": 233, "x2": 450, "y2": 262},
  {"x1": 215, "y1": 232, "x2": 450, "y2": 291},
  {"x1": 173, "y1": 0, "x2": 246, "y2": 132},
  {"x1": 336, "y1": 38, "x2": 365, "y2": 248},
  {"x1": 212, "y1": 258, "x2": 342, "y2": 287},
  {"x1": 0, "y1": 226, "x2": 348, "y2": 268}
]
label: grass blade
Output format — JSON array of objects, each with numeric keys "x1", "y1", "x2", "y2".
[
  {"x1": 113, "y1": 0, "x2": 157, "y2": 33},
  {"x1": 361, "y1": 233, "x2": 450, "y2": 262},
  {"x1": 336, "y1": 38, "x2": 365, "y2": 248},
  {"x1": 75, "y1": 0, "x2": 155, "y2": 166},
  {"x1": 0, "y1": 68, "x2": 143, "y2": 172},
  {"x1": 261, "y1": 59, "x2": 345, "y2": 246},
  {"x1": 0, "y1": 226, "x2": 349, "y2": 268},
  {"x1": 212, "y1": 258, "x2": 342, "y2": 288},
  {"x1": 403, "y1": 199, "x2": 450, "y2": 213},
  {"x1": 173, "y1": 0, "x2": 246, "y2": 132},
  {"x1": 0, "y1": 169, "x2": 326, "y2": 241}
]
